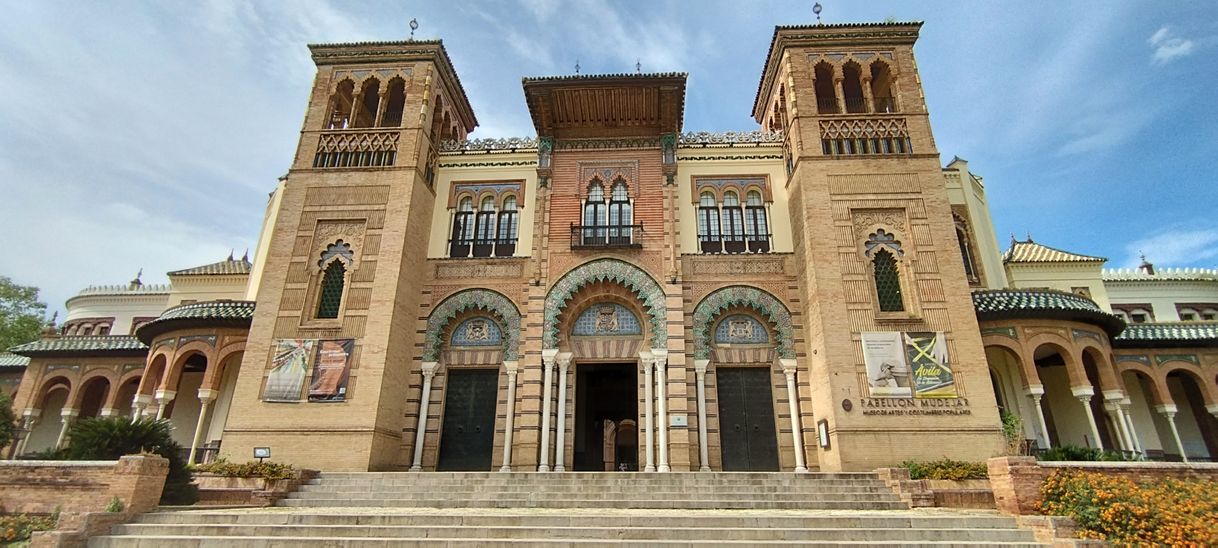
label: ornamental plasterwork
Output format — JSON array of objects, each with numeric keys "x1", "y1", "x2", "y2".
[
  {"x1": 424, "y1": 289, "x2": 521, "y2": 361},
  {"x1": 679, "y1": 130, "x2": 783, "y2": 146},
  {"x1": 543, "y1": 259, "x2": 666, "y2": 348},
  {"x1": 1023, "y1": 326, "x2": 1069, "y2": 341},
  {"x1": 980, "y1": 326, "x2": 1018, "y2": 340},
  {"x1": 1154, "y1": 354, "x2": 1199, "y2": 367},
  {"x1": 313, "y1": 221, "x2": 365, "y2": 272},
  {"x1": 851, "y1": 208, "x2": 907, "y2": 239},
  {"x1": 579, "y1": 161, "x2": 638, "y2": 192},
  {"x1": 690, "y1": 256, "x2": 785, "y2": 276},
  {"x1": 820, "y1": 118, "x2": 909, "y2": 140},
  {"x1": 1070, "y1": 329, "x2": 1104, "y2": 344},
  {"x1": 433, "y1": 262, "x2": 524, "y2": 280},
  {"x1": 692, "y1": 286, "x2": 795, "y2": 360},
  {"x1": 329, "y1": 67, "x2": 413, "y2": 91},
  {"x1": 1115, "y1": 354, "x2": 1151, "y2": 365},
  {"x1": 440, "y1": 137, "x2": 539, "y2": 153}
]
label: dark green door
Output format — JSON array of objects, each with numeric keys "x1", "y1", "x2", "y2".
[
  {"x1": 717, "y1": 367, "x2": 779, "y2": 471},
  {"x1": 437, "y1": 368, "x2": 499, "y2": 471}
]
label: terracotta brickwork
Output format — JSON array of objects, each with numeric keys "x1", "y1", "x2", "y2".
[
  {"x1": 0, "y1": 455, "x2": 168, "y2": 515},
  {"x1": 987, "y1": 456, "x2": 1218, "y2": 515}
]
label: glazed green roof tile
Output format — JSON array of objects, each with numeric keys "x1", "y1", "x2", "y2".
[
  {"x1": 134, "y1": 300, "x2": 255, "y2": 344},
  {"x1": 10, "y1": 336, "x2": 147, "y2": 357},
  {"x1": 168, "y1": 258, "x2": 252, "y2": 276},
  {"x1": 1003, "y1": 240, "x2": 1106, "y2": 264},
  {"x1": 972, "y1": 289, "x2": 1125, "y2": 336},
  {"x1": 1114, "y1": 322, "x2": 1218, "y2": 348},
  {"x1": 0, "y1": 352, "x2": 30, "y2": 368}
]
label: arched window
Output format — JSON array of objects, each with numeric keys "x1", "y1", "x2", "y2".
[
  {"x1": 327, "y1": 79, "x2": 355, "y2": 129},
  {"x1": 351, "y1": 78, "x2": 381, "y2": 128},
  {"x1": 379, "y1": 77, "x2": 406, "y2": 127},
  {"x1": 608, "y1": 181, "x2": 633, "y2": 245},
  {"x1": 496, "y1": 196, "x2": 518, "y2": 257},
  {"x1": 954, "y1": 217, "x2": 978, "y2": 284},
  {"x1": 813, "y1": 62, "x2": 837, "y2": 114},
  {"x1": 473, "y1": 196, "x2": 497, "y2": 257},
  {"x1": 744, "y1": 190, "x2": 770, "y2": 252},
  {"x1": 449, "y1": 197, "x2": 474, "y2": 258},
  {"x1": 842, "y1": 61, "x2": 866, "y2": 113},
  {"x1": 870, "y1": 61, "x2": 897, "y2": 113},
  {"x1": 722, "y1": 191, "x2": 745, "y2": 253},
  {"x1": 872, "y1": 249, "x2": 903, "y2": 312},
  {"x1": 317, "y1": 260, "x2": 347, "y2": 319},
  {"x1": 581, "y1": 182, "x2": 607, "y2": 245},
  {"x1": 698, "y1": 191, "x2": 722, "y2": 253}
]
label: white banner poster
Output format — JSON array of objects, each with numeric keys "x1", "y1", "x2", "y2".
[{"x1": 862, "y1": 331, "x2": 913, "y2": 397}]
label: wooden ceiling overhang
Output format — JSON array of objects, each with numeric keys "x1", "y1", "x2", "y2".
[
  {"x1": 309, "y1": 39, "x2": 478, "y2": 131},
  {"x1": 523, "y1": 73, "x2": 688, "y2": 140},
  {"x1": 751, "y1": 21, "x2": 922, "y2": 122}
]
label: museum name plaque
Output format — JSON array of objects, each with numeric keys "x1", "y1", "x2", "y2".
[{"x1": 859, "y1": 397, "x2": 972, "y2": 416}]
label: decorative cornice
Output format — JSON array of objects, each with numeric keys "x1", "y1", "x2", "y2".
[
  {"x1": 438, "y1": 160, "x2": 538, "y2": 168},
  {"x1": 440, "y1": 137, "x2": 538, "y2": 153},
  {"x1": 678, "y1": 130, "x2": 784, "y2": 146},
  {"x1": 678, "y1": 154, "x2": 783, "y2": 161}
]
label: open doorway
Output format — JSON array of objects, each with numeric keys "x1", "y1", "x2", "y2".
[{"x1": 574, "y1": 363, "x2": 638, "y2": 471}]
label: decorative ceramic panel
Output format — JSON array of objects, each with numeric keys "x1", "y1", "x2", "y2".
[{"x1": 572, "y1": 304, "x2": 642, "y2": 336}]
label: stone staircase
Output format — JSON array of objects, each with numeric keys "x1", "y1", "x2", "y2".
[{"x1": 90, "y1": 472, "x2": 1044, "y2": 546}]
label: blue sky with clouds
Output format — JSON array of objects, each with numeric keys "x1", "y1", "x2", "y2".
[{"x1": 1, "y1": 1, "x2": 1216, "y2": 315}]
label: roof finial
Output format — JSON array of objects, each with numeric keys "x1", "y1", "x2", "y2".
[
  {"x1": 129, "y1": 268, "x2": 143, "y2": 289},
  {"x1": 41, "y1": 311, "x2": 59, "y2": 339},
  {"x1": 1138, "y1": 251, "x2": 1156, "y2": 275},
  {"x1": 575, "y1": 59, "x2": 580, "y2": 74},
  {"x1": 228, "y1": 249, "x2": 234, "y2": 261},
  {"x1": 1010, "y1": 233, "x2": 1017, "y2": 247},
  {"x1": 409, "y1": 18, "x2": 419, "y2": 40},
  {"x1": 242, "y1": 248, "x2": 250, "y2": 262},
  {"x1": 636, "y1": 58, "x2": 641, "y2": 74},
  {"x1": 1026, "y1": 231, "x2": 1033, "y2": 242},
  {"x1": 813, "y1": 2, "x2": 823, "y2": 24}
]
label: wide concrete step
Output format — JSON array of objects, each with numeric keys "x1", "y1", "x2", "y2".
[
  {"x1": 285, "y1": 491, "x2": 901, "y2": 502},
  {"x1": 90, "y1": 537, "x2": 1043, "y2": 547},
  {"x1": 130, "y1": 511, "x2": 1025, "y2": 530},
  {"x1": 108, "y1": 523, "x2": 1037, "y2": 543},
  {"x1": 274, "y1": 498, "x2": 909, "y2": 510},
  {"x1": 310, "y1": 472, "x2": 881, "y2": 480},
  {"x1": 303, "y1": 480, "x2": 890, "y2": 489}
]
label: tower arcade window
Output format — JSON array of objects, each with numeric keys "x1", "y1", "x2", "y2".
[
  {"x1": 865, "y1": 229, "x2": 906, "y2": 313},
  {"x1": 351, "y1": 78, "x2": 381, "y2": 128},
  {"x1": 841, "y1": 61, "x2": 866, "y2": 113},
  {"x1": 813, "y1": 62, "x2": 838, "y2": 114},
  {"x1": 870, "y1": 61, "x2": 897, "y2": 113},
  {"x1": 380, "y1": 77, "x2": 407, "y2": 127},
  {"x1": 315, "y1": 240, "x2": 354, "y2": 320}
]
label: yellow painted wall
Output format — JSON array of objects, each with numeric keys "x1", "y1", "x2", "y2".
[
  {"x1": 1007, "y1": 263, "x2": 1111, "y2": 310},
  {"x1": 428, "y1": 152, "x2": 538, "y2": 259},
  {"x1": 943, "y1": 159, "x2": 1007, "y2": 289},
  {"x1": 167, "y1": 276, "x2": 249, "y2": 308},
  {"x1": 674, "y1": 148, "x2": 791, "y2": 254},
  {"x1": 246, "y1": 179, "x2": 286, "y2": 301}
]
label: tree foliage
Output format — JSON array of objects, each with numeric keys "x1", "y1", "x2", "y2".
[
  {"x1": 0, "y1": 393, "x2": 16, "y2": 448},
  {"x1": 0, "y1": 275, "x2": 47, "y2": 350},
  {"x1": 65, "y1": 416, "x2": 198, "y2": 504}
]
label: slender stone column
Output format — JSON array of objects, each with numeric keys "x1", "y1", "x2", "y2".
[
  {"x1": 654, "y1": 349, "x2": 670, "y2": 473},
  {"x1": 554, "y1": 353, "x2": 572, "y2": 472},
  {"x1": 1104, "y1": 403, "x2": 1128, "y2": 451},
  {"x1": 1121, "y1": 399, "x2": 1143, "y2": 454},
  {"x1": 55, "y1": 408, "x2": 79, "y2": 449},
  {"x1": 832, "y1": 78, "x2": 845, "y2": 114},
  {"x1": 641, "y1": 351, "x2": 656, "y2": 472},
  {"x1": 780, "y1": 358, "x2": 809, "y2": 473},
  {"x1": 154, "y1": 389, "x2": 176, "y2": 420},
  {"x1": 15, "y1": 410, "x2": 39, "y2": 455},
  {"x1": 1025, "y1": 384, "x2": 1051, "y2": 448},
  {"x1": 538, "y1": 349, "x2": 557, "y2": 472},
  {"x1": 410, "y1": 362, "x2": 439, "y2": 472},
  {"x1": 860, "y1": 76, "x2": 875, "y2": 113},
  {"x1": 373, "y1": 90, "x2": 389, "y2": 126},
  {"x1": 98, "y1": 408, "x2": 115, "y2": 417},
  {"x1": 1072, "y1": 386, "x2": 1104, "y2": 450},
  {"x1": 187, "y1": 389, "x2": 218, "y2": 465},
  {"x1": 132, "y1": 394, "x2": 151, "y2": 421},
  {"x1": 1156, "y1": 404, "x2": 1189, "y2": 463},
  {"x1": 500, "y1": 361, "x2": 519, "y2": 472},
  {"x1": 693, "y1": 359, "x2": 711, "y2": 472}
]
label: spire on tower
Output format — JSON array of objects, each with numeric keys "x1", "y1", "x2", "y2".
[
  {"x1": 813, "y1": 2, "x2": 823, "y2": 24},
  {"x1": 409, "y1": 18, "x2": 419, "y2": 40},
  {"x1": 575, "y1": 59, "x2": 580, "y2": 74}
]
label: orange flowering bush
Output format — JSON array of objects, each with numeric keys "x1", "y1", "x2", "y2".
[
  {"x1": 0, "y1": 513, "x2": 57, "y2": 543},
  {"x1": 1038, "y1": 469, "x2": 1218, "y2": 545}
]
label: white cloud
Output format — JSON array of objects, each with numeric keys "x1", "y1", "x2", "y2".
[
  {"x1": 1148, "y1": 25, "x2": 1195, "y2": 64},
  {"x1": 1122, "y1": 226, "x2": 1218, "y2": 268}
]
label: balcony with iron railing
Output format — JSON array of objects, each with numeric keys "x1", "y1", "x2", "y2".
[
  {"x1": 699, "y1": 234, "x2": 772, "y2": 254},
  {"x1": 312, "y1": 128, "x2": 401, "y2": 169},
  {"x1": 815, "y1": 96, "x2": 899, "y2": 115},
  {"x1": 570, "y1": 224, "x2": 644, "y2": 250}
]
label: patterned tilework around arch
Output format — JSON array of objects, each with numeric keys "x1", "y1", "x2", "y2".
[
  {"x1": 543, "y1": 259, "x2": 667, "y2": 348},
  {"x1": 693, "y1": 285, "x2": 794, "y2": 360},
  {"x1": 423, "y1": 289, "x2": 521, "y2": 362}
]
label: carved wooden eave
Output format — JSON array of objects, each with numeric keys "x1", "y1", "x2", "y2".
[
  {"x1": 751, "y1": 21, "x2": 923, "y2": 122},
  {"x1": 308, "y1": 39, "x2": 478, "y2": 131},
  {"x1": 522, "y1": 73, "x2": 687, "y2": 140}
]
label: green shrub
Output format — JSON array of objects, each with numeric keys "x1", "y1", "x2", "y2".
[
  {"x1": 1001, "y1": 412, "x2": 1025, "y2": 455},
  {"x1": 900, "y1": 458, "x2": 988, "y2": 480},
  {"x1": 1039, "y1": 444, "x2": 1132, "y2": 462},
  {"x1": 104, "y1": 496, "x2": 124, "y2": 513},
  {"x1": 194, "y1": 458, "x2": 297, "y2": 480},
  {"x1": 64, "y1": 417, "x2": 198, "y2": 505},
  {"x1": 0, "y1": 394, "x2": 17, "y2": 449},
  {"x1": 17, "y1": 446, "x2": 68, "y2": 460},
  {"x1": 0, "y1": 512, "x2": 58, "y2": 543}
]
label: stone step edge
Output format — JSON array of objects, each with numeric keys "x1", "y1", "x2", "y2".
[{"x1": 89, "y1": 535, "x2": 1043, "y2": 546}]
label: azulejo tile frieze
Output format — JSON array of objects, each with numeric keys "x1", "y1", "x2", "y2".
[
  {"x1": 424, "y1": 289, "x2": 521, "y2": 362},
  {"x1": 692, "y1": 285, "x2": 795, "y2": 360}
]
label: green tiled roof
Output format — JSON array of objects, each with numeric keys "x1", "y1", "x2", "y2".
[
  {"x1": 0, "y1": 352, "x2": 30, "y2": 368},
  {"x1": 9, "y1": 336, "x2": 148, "y2": 357},
  {"x1": 972, "y1": 289, "x2": 1125, "y2": 336},
  {"x1": 1114, "y1": 322, "x2": 1218, "y2": 348},
  {"x1": 135, "y1": 300, "x2": 255, "y2": 344},
  {"x1": 168, "y1": 258, "x2": 252, "y2": 276}
]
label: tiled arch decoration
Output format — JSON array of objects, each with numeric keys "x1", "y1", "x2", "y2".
[
  {"x1": 424, "y1": 289, "x2": 521, "y2": 361},
  {"x1": 692, "y1": 285, "x2": 795, "y2": 360},
  {"x1": 544, "y1": 259, "x2": 666, "y2": 348}
]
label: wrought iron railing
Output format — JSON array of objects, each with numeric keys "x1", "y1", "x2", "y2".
[
  {"x1": 570, "y1": 224, "x2": 643, "y2": 249},
  {"x1": 698, "y1": 234, "x2": 772, "y2": 254},
  {"x1": 313, "y1": 129, "x2": 399, "y2": 168}
]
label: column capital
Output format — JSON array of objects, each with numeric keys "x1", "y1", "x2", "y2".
[
  {"x1": 651, "y1": 347, "x2": 668, "y2": 361},
  {"x1": 421, "y1": 361, "x2": 440, "y2": 377},
  {"x1": 779, "y1": 357, "x2": 798, "y2": 375},
  {"x1": 197, "y1": 389, "x2": 219, "y2": 402},
  {"x1": 61, "y1": 407, "x2": 80, "y2": 418},
  {"x1": 693, "y1": 359, "x2": 710, "y2": 375},
  {"x1": 1070, "y1": 386, "x2": 1095, "y2": 399},
  {"x1": 1024, "y1": 384, "x2": 1045, "y2": 397},
  {"x1": 98, "y1": 408, "x2": 116, "y2": 417},
  {"x1": 1120, "y1": 397, "x2": 1133, "y2": 409},
  {"x1": 1155, "y1": 403, "x2": 1179, "y2": 416},
  {"x1": 22, "y1": 408, "x2": 41, "y2": 419},
  {"x1": 503, "y1": 360, "x2": 520, "y2": 374},
  {"x1": 134, "y1": 394, "x2": 152, "y2": 405},
  {"x1": 1103, "y1": 389, "x2": 1126, "y2": 402},
  {"x1": 542, "y1": 348, "x2": 559, "y2": 364},
  {"x1": 1207, "y1": 403, "x2": 1218, "y2": 418},
  {"x1": 154, "y1": 389, "x2": 177, "y2": 402},
  {"x1": 556, "y1": 352, "x2": 573, "y2": 370}
]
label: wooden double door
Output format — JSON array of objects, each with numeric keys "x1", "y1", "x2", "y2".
[
  {"x1": 436, "y1": 368, "x2": 499, "y2": 471},
  {"x1": 717, "y1": 366, "x2": 779, "y2": 471}
]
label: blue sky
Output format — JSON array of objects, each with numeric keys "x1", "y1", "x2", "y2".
[{"x1": 1, "y1": 1, "x2": 1216, "y2": 316}]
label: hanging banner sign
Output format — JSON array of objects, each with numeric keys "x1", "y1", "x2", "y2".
[
  {"x1": 904, "y1": 331, "x2": 956, "y2": 398},
  {"x1": 263, "y1": 339, "x2": 315, "y2": 402},
  {"x1": 862, "y1": 331, "x2": 914, "y2": 397},
  {"x1": 309, "y1": 339, "x2": 354, "y2": 402}
]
